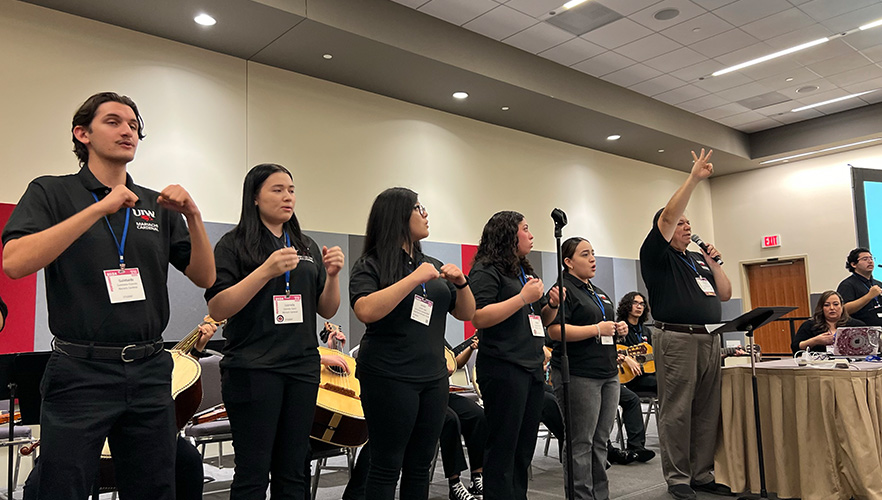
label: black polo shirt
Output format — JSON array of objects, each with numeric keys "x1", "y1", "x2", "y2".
[
  {"x1": 549, "y1": 272, "x2": 617, "y2": 379},
  {"x1": 205, "y1": 229, "x2": 326, "y2": 380},
  {"x1": 469, "y1": 261, "x2": 545, "y2": 372},
  {"x1": 639, "y1": 221, "x2": 721, "y2": 324},
  {"x1": 349, "y1": 249, "x2": 456, "y2": 382},
  {"x1": 620, "y1": 322, "x2": 652, "y2": 348},
  {"x1": 836, "y1": 273, "x2": 882, "y2": 326},
  {"x1": 2, "y1": 168, "x2": 191, "y2": 344}
]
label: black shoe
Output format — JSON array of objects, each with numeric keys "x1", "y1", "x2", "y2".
[
  {"x1": 667, "y1": 484, "x2": 697, "y2": 500},
  {"x1": 631, "y1": 448, "x2": 656, "y2": 463},
  {"x1": 691, "y1": 480, "x2": 734, "y2": 496},
  {"x1": 608, "y1": 447, "x2": 635, "y2": 465}
]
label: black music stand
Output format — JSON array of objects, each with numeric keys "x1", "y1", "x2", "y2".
[
  {"x1": 711, "y1": 307, "x2": 795, "y2": 500},
  {"x1": 0, "y1": 352, "x2": 50, "y2": 499}
]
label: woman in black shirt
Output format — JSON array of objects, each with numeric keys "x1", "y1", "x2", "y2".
[
  {"x1": 205, "y1": 164, "x2": 347, "y2": 499},
  {"x1": 349, "y1": 187, "x2": 475, "y2": 500},
  {"x1": 547, "y1": 237, "x2": 626, "y2": 500},
  {"x1": 792, "y1": 290, "x2": 864, "y2": 353},
  {"x1": 469, "y1": 211, "x2": 558, "y2": 500}
]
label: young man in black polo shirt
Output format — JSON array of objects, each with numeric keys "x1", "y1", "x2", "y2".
[
  {"x1": 2, "y1": 92, "x2": 215, "y2": 500},
  {"x1": 837, "y1": 247, "x2": 882, "y2": 326},
  {"x1": 639, "y1": 149, "x2": 732, "y2": 500}
]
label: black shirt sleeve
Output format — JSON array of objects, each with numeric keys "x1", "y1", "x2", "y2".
[
  {"x1": 0, "y1": 296, "x2": 7, "y2": 333},
  {"x1": 349, "y1": 255, "x2": 380, "y2": 309},
  {"x1": 470, "y1": 265, "x2": 501, "y2": 309},
  {"x1": 204, "y1": 233, "x2": 242, "y2": 303},
  {"x1": 167, "y1": 212, "x2": 192, "y2": 274},
  {"x1": 639, "y1": 222, "x2": 669, "y2": 272},
  {"x1": 792, "y1": 320, "x2": 816, "y2": 353},
  {"x1": 2, "y1": 179, "x2": 56, "y2": 244}
]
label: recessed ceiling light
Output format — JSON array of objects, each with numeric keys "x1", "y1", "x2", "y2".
[
  {"x1": 322, "y1": 54, "x2": 333, "y2": 60},
  {"x1": 452, "y1": 92, "x2": 469, "y2": 99},
  {"x1": 796, "y1": 85, "x2": 819, "y2": 94},
  {"x1": 712, "y1": 37, "x2": 828, "y2": 77},
  {"x1": 692, "y1": 27, "x2": 701, "y2": 33},
  {"x1": 501, "y1": 106, "x2": 510, "y2": 111},
  {"x1": 194, "y1": 13, "x2": 216, "y2": 26},
  {"x1": 607, "y1": 134, "x2": 621, "y2": 141},
  {"x1": 785, "y1": 77, "x2": 794, "y2": 82},
  {"x1": 759, "y1": 138, "x2": 882, "y2": 165},
  {"x1": 791, "y1": 90, "x2": 877, "y2": 112},
  {"x1": 658, "y1": 149, "x2": 665, "y2": 153},
  {"x1": 654, "y1": 8, "x2": 680, "y2": 21}
]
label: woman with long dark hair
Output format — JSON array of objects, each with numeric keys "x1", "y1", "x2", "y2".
[
  {"x1": 349, "y1": 187, "x2": 475, "y2": 499},
  {"x1": 546, "y1": 237, "x2": 626, "y2": 500},
  {"x1": 205, "y1": 163, "x2": 347, "y2": 499},
  {"x1": 791, "y1": 290, "x2": 864, "y2": 353},
  {"x1": 469, "y1": 211, "x2": 559, "y2": 500}
]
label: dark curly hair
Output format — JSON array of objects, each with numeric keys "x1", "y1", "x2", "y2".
[
  {"x1": 473, "y1": 211, "x2": 534, "y2": 277},
  {"x1": 846, "y1": 247, "x2": 871, "y2": 271},
  {"x1": 811, "y1": 290, "x2": 850, "y2": 331},
  {"x1": 72, "y1": 92, "x2": 145, "y2": 167},
  {"x1": 616, "y1": 291, "x2": 649, "y2": 324}
]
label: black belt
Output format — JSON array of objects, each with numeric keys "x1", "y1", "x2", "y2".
[
  {"x1": 653, "y1": 321, "x2": 715, "y2": 334},
  {"x1": 53, "y1": 338, "x2": 165, "y2": 362}
]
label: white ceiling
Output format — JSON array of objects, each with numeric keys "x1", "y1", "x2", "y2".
[{"x1": 396, "y1": 0, "x2": 882, "y2": 133}]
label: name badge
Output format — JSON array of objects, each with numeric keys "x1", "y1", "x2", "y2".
[
  {"x1": 695, "y1": 276, "x2": 716, "y2": 296},
  {"x1": 600, "y1": 335, "x2": 614, "y2": 345},
  {"x1": 877, "y1": 311, "x2": 882, "y2": 318},
  {"x1": 529, "y1": 314, "x2": 545, "y2": 337},
  {"x1": 411, "y1": 295, "x2": 433, "y2": 326},
  {"x1": 103, "y1": 268, "x2": 146, "y2": 304},
  {"x1": 273, "y1": 294, "x2": 303, "y2": 324}
]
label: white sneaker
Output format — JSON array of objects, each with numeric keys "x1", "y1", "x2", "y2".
[{"x1": 449, "y1": 480, "x2": 478, "y2": 500}]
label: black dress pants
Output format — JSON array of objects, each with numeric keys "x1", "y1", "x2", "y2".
[
  {"x1": 440, "y1": 393, "x2": 487, "y2": 478},
  {"x1": 222, "y1": 368, "x2": 318, "y2": 500},
  {"x1": 476, "y1": 354, "x2": 544, "y2": 500},
  {"x1": 35, "y1": 351, "x2": 176, "y2": 500},
  {"x1": 358, "y1": 372, "x2": 448, "y2": 500}
]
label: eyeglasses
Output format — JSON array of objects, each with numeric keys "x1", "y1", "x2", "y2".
[
  {"x1": 413, "y1": 204, "x2": 427, "y2": 217},
  {"x1": 632, "y1": 301, "x2": 645, "y2": 307},
  {"x1": 859, "y1": 255, "x2": 875, "y2": 262}
]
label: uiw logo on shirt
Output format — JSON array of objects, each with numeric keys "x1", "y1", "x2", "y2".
[{"x1": 133, "y1": 209, "x2": 159, "y2": 232}]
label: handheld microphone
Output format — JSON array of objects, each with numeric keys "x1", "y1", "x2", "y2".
[{"x1": 691, "y1": 234, "x2": 723, "y2": 265}]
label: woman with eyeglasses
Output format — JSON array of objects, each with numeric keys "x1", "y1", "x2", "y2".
[
  {"x1": 469, "y1": 211, "x2": 559, "y2": 500},
  {"x1": 546, "y1": 237, "x2": 626, "y2": 500},
  {"x1": 350, "y1": 188, "x2": 475, "y2": 499},
  {"x1": 204, "y1": 163, "x2": 347, "y2": 499},
  {"x1": 791, "y1": 290, "x2": 864, "y2": 353}
]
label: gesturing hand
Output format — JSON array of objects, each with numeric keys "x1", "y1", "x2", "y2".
[
  {"x1": 520, "y1": 278, "x2": 544, "y2": 304},
  {"x1": 439, "y1": 263, "x2": 467, "y2": 287},
  {"x1": 690, "y1": 148, "x2": 714, "y2": 180},
  {"x1": 412, "y1": 262, "x2": 440, "y2": 284},
  {"x1": 322, "y1": 246, "x2": 345, "y2": 277},
  {"x1": 97, "y1": 185, "x2": 138, "y2": 215},
  {"x1": 262, "y1": 247, "x2": 300, "y2": 278},
  {"x1": 157, "y1": 184, "x2": 200, "y2": 217}
]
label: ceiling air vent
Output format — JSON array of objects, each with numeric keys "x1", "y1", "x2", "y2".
[{"x1": 546, "y1": 2, "x2": 623, "y2": 36}]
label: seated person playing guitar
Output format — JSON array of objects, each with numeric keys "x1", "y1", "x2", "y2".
[
  {"x1": 608, "y1": 292, "x2": 656, "y2": 465},
  {"x1": 443, "y1": 336, "x2": 486, "y2": 500}
]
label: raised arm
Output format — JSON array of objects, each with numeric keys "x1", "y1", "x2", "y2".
[{"x1": 658, "y1": 149, "x2": 713, "y2": 241}]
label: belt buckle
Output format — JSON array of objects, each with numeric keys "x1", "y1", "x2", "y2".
[{"x1": 120, "y1": 344, "x2": 138, "y2": 363}]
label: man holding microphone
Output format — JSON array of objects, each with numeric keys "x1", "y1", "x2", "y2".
[{"x1": 639, "y1": 149, "x2": 732, "y2": 500}]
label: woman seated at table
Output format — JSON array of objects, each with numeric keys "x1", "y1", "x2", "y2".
[{"x1": 791, "y1": 290, "x2": 864, "y2": 353}]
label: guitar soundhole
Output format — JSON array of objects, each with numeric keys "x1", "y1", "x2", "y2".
[
  {"x1": 328, "y1": 365, "x2": 346, "y2": 376},
  {"x1": 635, "y1": 355, "x2": 646, "y2": 363}
]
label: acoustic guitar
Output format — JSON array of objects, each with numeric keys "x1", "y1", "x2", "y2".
[
  {"x1": 312, "y1": 323, "x2": 368, "y2": 447},
  {"x1": 617, "y1": 342, "x2": 655, "y2": 384},
  {"x1": 170, "y1": 316, "x2": 225, "y2": 429},
  {"x1": 447, "y1": 336, "x2": 478, "y2": 392}
]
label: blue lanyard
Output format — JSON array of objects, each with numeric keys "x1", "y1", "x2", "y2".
[
  {"x1": 412, "y1": 256, "x2": 427, "y2": 298},
  {"x1": 584, "y1": 283, "x2": 607, "y2": 321},
  {"x1": 284, "y1": 233, "x2": 292, "y2": 296},
  {"x1": 518, "y1": 266, "x2": 536, "y2": 315},
  {"x1": 91, "y1": 192, "x2": 131, "y2": 269},
  {"x1": 676, "y1": 252, "x2": 699, "y2": 276}
]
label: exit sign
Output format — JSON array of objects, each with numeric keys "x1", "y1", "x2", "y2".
[{"x1": 762, "y1": 235, "x2": 781, "y2": 248}]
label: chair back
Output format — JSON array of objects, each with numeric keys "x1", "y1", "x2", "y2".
[{"x1": 197, "y1": 354, "x2": 223, "y2": 412}]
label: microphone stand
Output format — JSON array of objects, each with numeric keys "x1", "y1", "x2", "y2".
[{"x1": 551, "y1": 208, "x2": 575, "y2": 500}]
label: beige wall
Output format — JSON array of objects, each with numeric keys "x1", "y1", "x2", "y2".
[
  {"x1": 710, "y1": 143, "x2": 882, "y2": 300},
  {"x1": 1, "y1": 0, "x2": 712, "y2": 259}
]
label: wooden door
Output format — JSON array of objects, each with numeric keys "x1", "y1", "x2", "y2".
[{"x1": 744, "y1": 259, "x2": 810, "y2": 354}]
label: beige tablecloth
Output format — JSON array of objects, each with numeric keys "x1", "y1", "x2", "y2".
[{"x1": 715, "y1": 359, "x2": 882, "y2": 500}]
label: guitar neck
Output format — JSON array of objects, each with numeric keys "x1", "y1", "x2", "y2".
[{"x1": 450, "y1": 336, "x2": 476, "y2": 357}]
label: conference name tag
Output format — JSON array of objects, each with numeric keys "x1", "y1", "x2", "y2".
[
  {"x1": 695, "y1": 276, "x2": 716, "y2": 296},
  {"x1": 600, "y1": 335, "x2": 614, "y2": 345},
  {"x1": 104, "y1": 268, "x2": 146, "y2": 304},
  {"x1": 529, "y1": 314, "x2": 545, "y2": 337},
  {"x1": 411, "y1": 295, "x2": 433, "y2": 326},
  {"x1": 274, "y1": 294, "x2": 304, "y2": 324}
]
